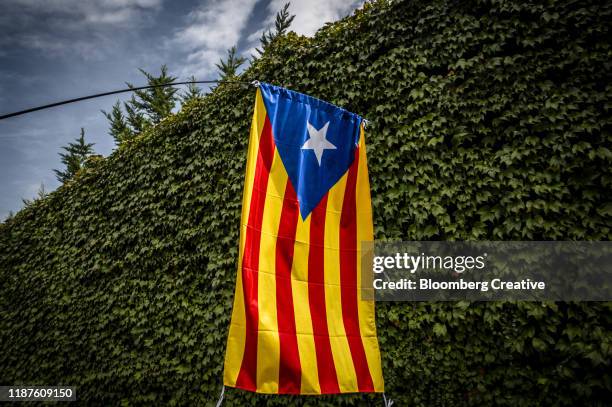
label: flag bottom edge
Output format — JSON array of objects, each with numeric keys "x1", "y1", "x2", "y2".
[{"x1": 224, "y1": 383, "x2": 384, "y2": 396}]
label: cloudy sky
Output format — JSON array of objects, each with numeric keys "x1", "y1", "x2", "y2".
[{"x1": 0, "y1": 0, "x2": 364, "y2": 220}]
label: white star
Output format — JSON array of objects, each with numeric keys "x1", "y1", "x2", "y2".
[{"x1": 301, "y1": 121, "x2": 336, "y2": 165}]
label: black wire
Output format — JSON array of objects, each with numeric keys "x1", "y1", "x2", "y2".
[{"x1": 0, "y1": 80, "x2": 253, "y2": 121}]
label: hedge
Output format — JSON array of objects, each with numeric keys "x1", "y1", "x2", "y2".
[{"x1": 1, "y1": 0, "x2": 611, "y2": 405}]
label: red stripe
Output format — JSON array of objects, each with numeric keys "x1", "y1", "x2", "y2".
[
  {"x1": 308, "y1": 194, "x2": 341, "y2": 394},
  {"x1": 235, "y1": 116, "x2": 276, "y2": 391},
  {"x1": 339, "y1": 148, "x2": 375, "y2": 392},
  {"x1": 275, "y1": 180, "x2": 302, "y2": 394}
]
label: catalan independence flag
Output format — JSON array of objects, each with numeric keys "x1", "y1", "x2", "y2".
[{"x1": 223, "y1": 83, "x2": 384, "y2": 395}]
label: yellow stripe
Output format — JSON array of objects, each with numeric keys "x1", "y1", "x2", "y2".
[
  {"x1": 224, "y1": 89, "x2": 268, "y2": 386},
  {"x1": 290, "y1": 213, "x2": 321, "y2": 394},
  {"x1": 255, "y1": 150, "x2": 288, "y2": 393},
  {"x1": 355, "y1": 126, "x2": 384, "y2": 392},
  {"x1": 324, "y1": 172, "x2": 359, "y2": 393}
]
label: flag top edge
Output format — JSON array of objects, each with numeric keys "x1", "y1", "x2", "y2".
[{"x1": 258, "y1": 82, "x2": 363, "y2": 126}]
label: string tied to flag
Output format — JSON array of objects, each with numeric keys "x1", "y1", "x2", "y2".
[
  {"x1": 215, "y1": 385, "x2": 225, "y2": 407},
  {"x1": 383, "y1": 392, "x2": 394, "y2": 406}
]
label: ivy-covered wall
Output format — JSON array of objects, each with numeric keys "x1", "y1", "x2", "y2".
[{"x1": 1, "y1": 0, "x2": 610, "y2": 405}]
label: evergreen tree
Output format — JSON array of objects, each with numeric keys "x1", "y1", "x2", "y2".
[
  {"x1": 104, "y1": 65, "x2": 179, "y2": 146},
  {"x1": 102, "y1": 101, "x2": 132, "y2": 145},
  {"x1": 128, "y1": 65, "x2": 178, "y2": 124},
  {"x1": 215, "y1": 46, "x2": 247, "y2": 80},
  {"x1": 256, "y1": 3, "x2": 295, "y2": 55},
  {"x1": 53, "y1": 128, "x2": 95, "y2": 183},
  {"x1": 21, "y1": 183, "x2": 48, "y2": 207},
  {"x1": 181, "y1": 76, "x2": 204, "y2": 104}
]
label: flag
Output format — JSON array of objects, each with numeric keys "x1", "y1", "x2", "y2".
[{"x1": 223, "y1": 83, "x2": 384, "y2": 395}]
